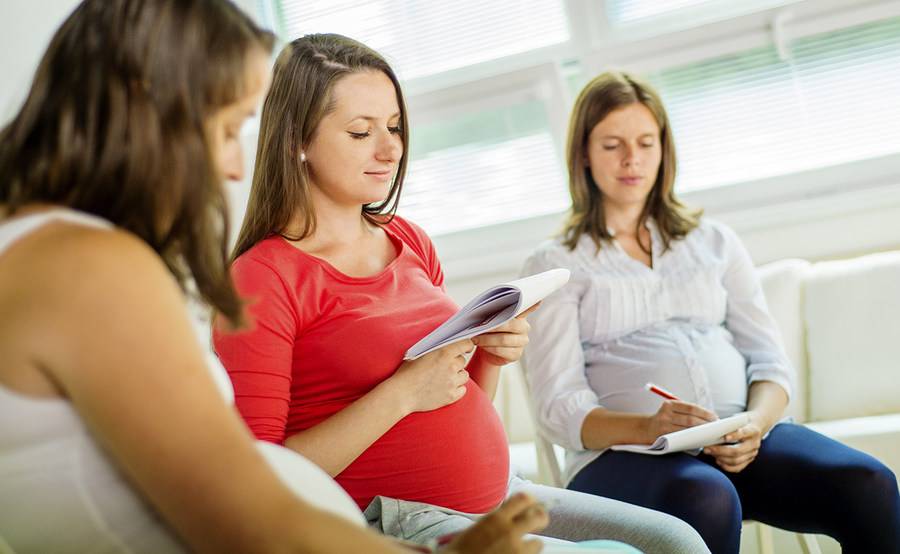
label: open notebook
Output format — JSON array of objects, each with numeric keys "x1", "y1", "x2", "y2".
[
  {"x1": 610, "y1": 413, "x2": 751, "y2": 456},
  {"x1": 404, "y1": 268, "x2": 570, "y2": 360}
]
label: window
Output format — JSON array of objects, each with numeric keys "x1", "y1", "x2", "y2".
[
  {"x1": 270, "y1": 1, "x2": 568, "y2": 81},
  {"x1": 259, "y1": 0, "x2": 900, "y2": 238},
  {"x1": 402, "y1": 97, "x2": 568, "y2": 235},
  {"x1": 650, "y1": 16, "x2": 900, "y2": 192}
]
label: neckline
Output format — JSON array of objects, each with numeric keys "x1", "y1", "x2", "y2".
[
  {"x1": 275, "y1": 224, "x2": 405, "y2": 284},
  {"x1": 0, "y1": 206, "x2": 112, "y2": 230}
]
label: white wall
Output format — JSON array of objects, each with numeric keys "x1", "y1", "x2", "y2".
[
  {"x1": 0, "y1": 0, "x2": 81, "y2": 124},
  {"x1": 0, "y1": 0, "x2": 262, "y2": 244}
]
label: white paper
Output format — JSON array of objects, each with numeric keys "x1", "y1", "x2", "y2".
[
  {"x1": 403, "y1": 268, "x2": 570, "y2": 360},
  {"x1": 610, "y1": 413, "x2": 751, "y2": 456}
]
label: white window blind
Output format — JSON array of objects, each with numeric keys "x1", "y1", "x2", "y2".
[
  {"x1": 401, "y1": 99, "x2": 568, "y2": 235},
  {"x1": 273, "y1": 1, "x2": 569, "y2": 81},
  {"x1": 263, "y1": 0, "x2": 572, "y2": 235},
  {"x1": 648, "y1": 16, "x2": 900, "y2": 192}
]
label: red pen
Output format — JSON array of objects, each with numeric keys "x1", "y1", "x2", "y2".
[{"x1": 645, "y1": 382, "x2": 681, "y2": 401}]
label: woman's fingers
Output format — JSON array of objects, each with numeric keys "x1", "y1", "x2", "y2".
[
  {"x1": 716, "y1": 451, "x2": 758, "y2": 472},
  {"x1": 668, "y1": 401, "x2": 718, "y2": 422},
  {"x1": 517, "y1": 302, "x2": 541, "y2": 318},
  {"x1": 473, "y1": 332, "x2": 529, "y2": 348}
]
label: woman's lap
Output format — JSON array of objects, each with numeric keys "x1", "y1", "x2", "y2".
[
  {"x1": 509, "y1": 476, "x2": 709, "y2": 554},
  {"x1": 568, "y1": 423, "x2": 900, "y2": 554},
  {"x1": 363, "y1": 476, "x2": 710, "y2": 554}
]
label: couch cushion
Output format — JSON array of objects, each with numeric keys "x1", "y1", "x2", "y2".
[
  {"x1": 805, "y1": 250, "x2": 900, "y2": 421},
  {"x1": 757, "y1": 259, "x2": 811, "y2": 422},
  {"x1": 806, "y1": 414, "x2": 900, "y2": 478}
]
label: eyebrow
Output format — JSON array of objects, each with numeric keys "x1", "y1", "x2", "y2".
[
  {"x1": 600, "y1": 133, "x2": 657, "y2": 140},
  {"x1": 346, "y1": 112, "x2": 402, "y2": 124}
]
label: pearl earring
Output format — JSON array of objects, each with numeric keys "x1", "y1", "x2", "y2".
[{"x1": 300, "y1": 151, "x2": 307, "y2": 163}]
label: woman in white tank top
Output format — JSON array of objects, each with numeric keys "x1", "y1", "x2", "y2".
[{"x1": 0, "y1": 2, "x2": 549, "y2": 553}]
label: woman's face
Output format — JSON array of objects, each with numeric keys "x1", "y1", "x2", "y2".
[
  {"x1": 207, "y1": 48, "x2": 272, "y2": 182},
  {"x1": 585, "y1": 102, "x2": 662, "y2": 212},
  {"x1": 304, "y1": 70, "x2": 403, "y2": 208}
]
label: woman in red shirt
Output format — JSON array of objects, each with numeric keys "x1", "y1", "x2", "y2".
[{"x1": 214, "y1": 33, "x2": 708, "y2": 554}]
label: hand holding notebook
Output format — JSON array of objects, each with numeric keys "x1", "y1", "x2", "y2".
[
  {"x1": 404, "y1": 268, "x2": 570, "y2": 360},
  {"x1": 609, "y1": 383, "x2": 750, "y2": 455},
  {"x1": 610, "y1": 412, "x2": 752, "y2": 455}
]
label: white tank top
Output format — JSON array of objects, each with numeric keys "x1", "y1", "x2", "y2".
[{"x1": 0, "y1": 209, "x2": 364, "y2": 554}]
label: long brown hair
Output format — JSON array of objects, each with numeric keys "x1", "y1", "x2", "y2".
[
  {"x1": 560, "y1": 71, "x2": 701, "y2": 252},
  {"x1": 231, "y1": 33, "x2": 409, "y2": 261},
  {"x1": 0, "y1": 0, "x2": 274, "y2": 324}
]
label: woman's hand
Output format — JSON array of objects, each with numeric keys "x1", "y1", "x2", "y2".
[
  {"x1": 703, "y1": 413, "x2": 763, "y2": 473},
  {"x1": 444, "y1": 493, "x2": 547, "y2": 554},
  {"x1": 643, "y1": 400, "x2": 718, "y2": 443},
  {"x1": 471, "y1": 304, "x2": 540, "y2": 367},
  {"x1": 390, "y1": 340, "x2": 475, "y2": 414}
]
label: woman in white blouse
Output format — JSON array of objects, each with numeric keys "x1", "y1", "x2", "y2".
[{"x1": 521, "y1": 71, "x2": 900, "y2": 554}]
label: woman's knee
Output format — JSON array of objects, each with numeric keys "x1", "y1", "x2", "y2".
[
  {"x1": 838, "y1": 458, "x2": 899, "y2": 509},
  {"x1": 656, "y1": 471, "x2": 742, "y2": 531}
]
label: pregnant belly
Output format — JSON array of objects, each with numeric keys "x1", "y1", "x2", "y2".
[
  {"x1": 334, "y1": 381, "x2": 510, "y2": 514},
  {"x1": 585, "y1": 325, "x2": 748, "y2": 417}
]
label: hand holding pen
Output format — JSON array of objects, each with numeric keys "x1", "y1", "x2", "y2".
[{"x1": 643, "y1": 382, "x2": 718, "y2": 442}]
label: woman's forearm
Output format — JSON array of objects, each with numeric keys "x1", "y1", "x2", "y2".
[
  {"x1": 745, "y1": 380, "x2": 788, "y2": 434},
  {"x1": 580, "y1": 408, "x2": 653, "y2": 451},
  {"x1": 466, "y1": 348, "x2": 502, "y2": 400},
  {"x1": 283, "y1": 379, "x2": 411, "y2": 477}
]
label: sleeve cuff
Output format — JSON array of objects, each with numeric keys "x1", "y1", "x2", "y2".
[
  {"x1": 748, "y1": 369, "x2": 793, "y2": 402},
  {"x1": 567, "y1": 395, "x2": 602, "y2": 452}
]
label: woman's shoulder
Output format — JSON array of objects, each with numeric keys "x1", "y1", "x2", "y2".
[
  {"x1": 688, "y1": 217, "x2": 743, "y2": 250},
  {"x1": 231, "y1": 235, "x2": 316, "y2": 282},
  {"x1": 383, "y1": 214, "x2": 431, "y2": 247},
  {"x1": 10, "y1": 220, "x2": 165, "y2": 285},
  {"x1": 3, "y1": 220, "x2": 184, "y2": 332},
  {"x1": 522, "y1": 237, "x2": 579, "y2": 275}
]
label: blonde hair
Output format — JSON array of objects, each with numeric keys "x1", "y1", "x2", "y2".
[{"x1": 560, "y1": 71, "x2": 700, "y2": 252}]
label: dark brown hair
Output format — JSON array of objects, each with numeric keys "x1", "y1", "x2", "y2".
[
  {"x1": 231, "y1": 33, "x2": 409, "y2": 261},
  {"x1": 560, "y1": 71, "x2": 701, "y2": 252},
  {"x1": 0, "y1": 0, "x2": 274, "y2": 323}
]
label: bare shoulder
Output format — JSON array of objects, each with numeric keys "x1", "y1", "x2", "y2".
[
  {"x1": 0, "y1": 220, "x2": 191, "y2": 395},
  {"x1": 4, "y1": 220, "x2": 177, "y2": 304}
]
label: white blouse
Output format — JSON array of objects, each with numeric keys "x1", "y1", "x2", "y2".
[{"x1": 521, "y1": 218, "x2": 794, "y2": 485}]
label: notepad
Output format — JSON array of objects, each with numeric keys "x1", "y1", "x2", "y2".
[
  {"x1": 404, "y1": 268, "x2": 570, "y2": 360},
  {"x1": 610, "y1": 413, "x2": 751, "y2": 455}
]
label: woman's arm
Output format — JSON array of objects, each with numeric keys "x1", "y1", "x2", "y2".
[
  {"x1": 29, "y1": 227, "x2": 407, "y2": 554},
  {"x1": 718, "y1": 223, "x2": 794, "y2": 406},
  {"x1": 580, "y1": 400, "x2": 717, "y2": 450},
  {"x1": 283, "y1": 340, "x2": 474, "y2": 476},
  {"x1": 212, "y1": 251, "x2": 475, "y2": 477},
  {"x1": 703, "y1": 223, "x2": 793, "y2": 472}
]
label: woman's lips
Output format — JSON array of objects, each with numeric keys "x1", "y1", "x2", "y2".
[
  {"x1": 618, "y1": 176, "x2": 643, "y2": 186},
  {"x1": 365, "y1": 171, "x2": 392, "y2": 182}
]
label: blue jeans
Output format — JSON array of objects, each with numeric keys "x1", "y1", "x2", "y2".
[{"x1": 568, "y1": 423, "x2": 900, "y2": 554}]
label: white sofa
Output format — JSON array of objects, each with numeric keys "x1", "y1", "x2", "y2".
[{"x1": 494, "y1": 249, "x2": 900, "y2": 554}]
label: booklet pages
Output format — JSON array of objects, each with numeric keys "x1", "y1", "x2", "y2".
[
  {"x1": 404, "y1": 268, "x2": 570, "y2": 360},
  {"x1": 610, "y1": 413, "x2": 751, "y2": 455}
]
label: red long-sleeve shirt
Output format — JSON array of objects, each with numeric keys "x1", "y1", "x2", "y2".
[{"x1": 213, "y1": 216, "x2": 509, "y2": 513}]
